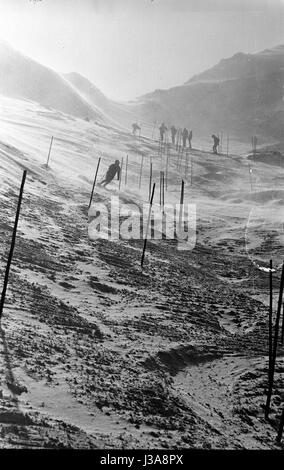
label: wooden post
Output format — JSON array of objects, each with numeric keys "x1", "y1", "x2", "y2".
[
  {"x1": 190, "y1": 157, "x2": 193, "y2": 186},
  {"x1": 46, "y1": 136, "x2": 53, "y2": 168},
  {"x1": 159, "y1": 171, "x2": 162, "y2": 207},
  {"x1": 139, "y1": 155, "x2": 144, "y2": 190},
  {"x1": 265, "y1": 262, "x2": 284, "y2": 419},
  {"x1": 162, "y1": 171, "x2": 165, "y2": 214},
  {"x1": 269, "y1": 260, "x2": 273, "y2": 374},
  {"x1": 281, "y1": 301, "x2": 284, "y2": 344},
  {"x1": 179, "y1": 180, "x2": 185, "y2": 228},
  {"x1": 149, "y1": 162, "x2": 153, "y2": 202},
  {"x1": 165, "y1": 146, "x2": 169, "y2": 190},
  {"x1": 88, "y1": 157, "x2": 101, "y2": 209},
  {"x1": 141, "y1": 183, "x2": 155, "y2": 269},
  {"x1": 249, "y1": 165, "x2": 253, "y2": 192},
  {"x1": 276, "y1": 407, "x2": 284, "y2": 443},
  {"x1": 119, "y1": 157, "x2": 123, "y2": 191},
  {"x1": 185, "y1": 151, "x2": 189, "y2": 180},
  {"x1": 176, "y1": 129, "x2": 179, "y2": 152},
  {"x1": 0, "y1": 170, "x2": 27, "y2": 319},
  {"x1": 125, "y1": 154, "x2": 128, "y2": 186}
]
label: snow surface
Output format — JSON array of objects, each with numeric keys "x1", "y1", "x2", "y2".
[{"x1": 0, "y1": 94, "x2": 283, "y2": 449}]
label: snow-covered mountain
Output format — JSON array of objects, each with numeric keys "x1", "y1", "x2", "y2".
[
  {"x1": 137, "y1": 45, "x2": 284, "y2": 140},
  {"x1": 1, "y1": 40, "x2": 284, "y2": 141},
  {"x1": 0, "y1": 40, "x2": 102, "y2": 121}
]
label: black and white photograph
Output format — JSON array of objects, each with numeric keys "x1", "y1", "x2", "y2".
[{"x1": 0, "y1": 0, "x2": 284, "y2": 455}]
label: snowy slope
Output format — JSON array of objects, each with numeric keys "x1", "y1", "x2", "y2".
[
  {"x1": 64, "y1": 72, "x2": 154, "y2": 135},
  {"x1": 0, "y1": 87, "x2": 284, "y2": 448},
  {"x1": 0, "y1": 40, "x2": 103, "y2": 121}
]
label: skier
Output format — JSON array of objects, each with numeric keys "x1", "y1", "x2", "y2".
[
  {"x1": 188, "y1": 130, "x2": 193, "y2": 149},
  {"x1": 98, "y1": 160, "x2": 121, "y2": 187},
  {"x1": 182, "y1": 128, "x2": 189, "y2": 148},
  {"x1": 212, "y1": 134, "x2": 220, "y2": 154},
  {"x1": 170, "y1": 125, "x2": 177, "y2": 145},
  {"x1": 132, "y1": 123, "x2": 141, "y2": 135},
  {"x1": 159, "y1": 123, "x2": 167, "y2": 142}
]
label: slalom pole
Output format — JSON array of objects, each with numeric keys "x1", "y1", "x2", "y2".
[
  {"x1": 159, "y1": 171, "x2": 162, "y2": 207},
  {"x1": 139, "y1": 155, "x2": 144, "y2": 190},
  {"x1": 125, "y1": 154, "x2": 128, "y2": 186},
  {"x1": 220, "y1": 132, "x2": 223, "y2": 154},
  {"x1": 88, "y1": 157, "x2": 101, "y2": 209},
  {"x1": 162, "y1": 171, "x2": 165, "y2": 214},
  {"x1": 185, "y1": 150, "x2": 189, "y2": 180},
  {"x1": 0, "y1": 170, "x2": 27, "y2": 319},
  {"x1": 165, "y1": 146, "x2": 169, "y2": 190},
  {"x1": 191, "y1": 158, "x2": 193, "y2": 186},
  {"x1": 46, "y1": 136, "x2": 53, "y2": 168},
  {"x1": 269, "y1": 260, "x2": 273, "y2": 391},
  {"x1": 119, "y1": 157, "x2": 124, "y2": 190},
  {"x1": 149, "y1": 162, "x2": 153, "y2": 202},
  {"x1": 141, "y1": 183, "x2": 155, "y2": 269},
  {"x1": 265, "y1": 262, "x2": 284, "y2": 419},
  {"x1": 249, "y1": 165, "x2": 253, "y2": 192},
  {"x1": 178, "y1": 179, "x2": 185, "y2": 229},
  {"x1": 179, "y1": 147, "x2": 184, "y2": 172},
  {"x1": 281, "y1": 300, "x2": 284, "y2": 344},
  {"x1": 276, "y1": 407, "x2": 284, "y2": 443}
]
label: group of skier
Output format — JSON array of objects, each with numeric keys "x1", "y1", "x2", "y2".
[
  {"x1": 159, "y1": 123, "x2": 193, "y2": 149},
  {"x1": 99, "y1": 123, "x2": 221, "y2": 188}
]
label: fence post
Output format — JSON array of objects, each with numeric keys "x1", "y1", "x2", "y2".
[
  {"x1": 46, "y1": 136, "x2": 53, "y2": 168},
  {"x1": 119, "y1": 157, "x2": 124, "y2": 190},
  {"x1": 149, "y1": 162, "x2": 153, "y2": 202},
  {"x1": 125, "y1": 154, "x2": 128, "y2": 186},
  {"x1": 0, "y1": 170, "x2": 27, "y2": 319},
  {"x1": 88, "y1": 157, "x2": 101, "y2": 209},
  {"x1": 179, "y1": 179, "x2": 184, "y2": 229},
  {"x1": 276, "y1": 407, "x2": 284, "y2": 443},
  {"x1": 269, "y1": 260, "x2": 273, "y2": 377},
  {"x1": 141, "y1": 183, "x2": 156, "y2": 269},
  {"x1": 265, "y1": 262, "x2": 284, "y2": 419}
]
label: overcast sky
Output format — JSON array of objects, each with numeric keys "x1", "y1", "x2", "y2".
[{"x1": 0, "y1": 0, "x2": 284, "y2": 101}]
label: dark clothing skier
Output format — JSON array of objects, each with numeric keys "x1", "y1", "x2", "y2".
[
  {"x1": 99, "y1": 160, "x2": 121, "y2": 187},
  {"x1": 182, "y1": 128, "x2": 189, "y2": 148},
  {"x1": 212, "y1": 134, "x2": 220, "y2": 154},
  {"x1": 159, "y1": 123, "x2": 167, "y2": 142},
  {"x1": 132, "y1": 123, "x2": 141, "y2": 135},
  {"x1": 188, "y1": 130, "x2": 193, "y2": 149},
  {"x1": 170, "y1": 125, "x2": 177, "y2": 145}
]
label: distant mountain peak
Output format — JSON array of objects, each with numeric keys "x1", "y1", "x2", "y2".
[{"x1": 185, "y1": 44, "x2": 284, "y2": 85}]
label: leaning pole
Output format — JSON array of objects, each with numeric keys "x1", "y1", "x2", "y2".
[{"x1": 0, "y1": 170, "x2": 27, "y2": 319}]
